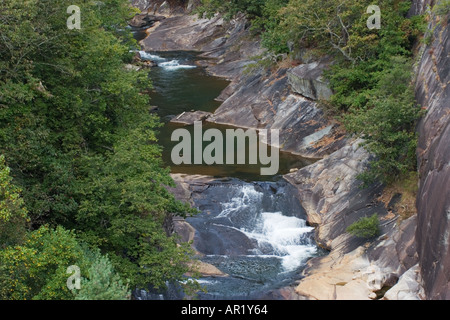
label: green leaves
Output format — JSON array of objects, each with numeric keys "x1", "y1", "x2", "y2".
[
  {"x1": 272, "y1": 0, "x2": 423, "y2": 185},
  {"x1": 0, "y1": 225, "x2": 86, "y2": 300},
  {"x1": 340, "y1": 56, "x2": 423, "y2": 185},
  {"x1": 196, "y1": 0, "x2": 268, "y2": 20},
  {"x1": 0, "y1": 224, "x2": 130, "y2": 300},
  {"x1": 346, "y1": 214, "x2": 380, "y2": 239},
  {"x1": 0, "y1": 155, "x2": 28, "y2": 247},
  {"x1": 1, "y1": 0, "x2": 199, "y2": 298},
  {"x1": 75, "y1": 118, "x2": 197, "y2": 288},
  {"x1": 75, "y1": 248, "x2": 130, "y2": 300}
]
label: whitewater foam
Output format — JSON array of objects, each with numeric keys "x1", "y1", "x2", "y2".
[
  {"x1": 159, "y1": 60, "x2": 196, "y2": 71},
  {"x1": 135, "y1": 51, "x2": 197, "y2": 71},
  {"x1": 215, "y1": 184, "x2": 317, "y2": 272},
  {"x1": 242, "y1": 211, "x2": 317, "y2": 271},
  {"x1": 138, "y1": 51, "x2": 166, "y2": 62},
  {"x1": 216, "y1": 185, "x2": 263, "y2": 220}
]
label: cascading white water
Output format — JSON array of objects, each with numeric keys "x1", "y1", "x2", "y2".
[
  {"x1": 158, "y1": 60, "x2": 197, "y2": 71},
  {"x1": 138, "y1": 51, "x2": 196, "y2": 71},
  {"x1": 138, "y1": 51, "x2": 166, "y2": 62},
  {"x1": 214, "y1": 184, "x2": 317, "y2": 272},
  {"x1": 216, "y1": 185, "x2": 263, "y2": 220},
  {"x1": 243, "y1": 212, "x2": 317, "y2": 271}
]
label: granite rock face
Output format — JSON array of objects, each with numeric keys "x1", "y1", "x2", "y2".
[
  {"x1": 284, "y1": 140, "x2": 421, "y2": 300},
  {"x1": 287, "y1": 59, "x2": 333, "y2": 101},
  {"x1": 207, "y1": 68, "x2": 346, "y2": 158},
  {"x1": 284, "y1": 140, "x2": 383, "y2": 250},
  {"x1": 383, "y1": 264, "x2": 424, "y2": 300},
  {"x1": 141, "y1": 14, "x2": 227, "y2": 52},
  {"x1": 414, "y1": 4, "x2": 450, "y2": 300},
  {"x1": 141, "y1": 10, "x2": 263, "y2": 80},
  {"x1": 128, "y1": 13, "x2": 166, "y2": 29}
]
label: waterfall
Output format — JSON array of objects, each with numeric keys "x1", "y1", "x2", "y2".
[
  {"x1": 139, "y1": 51, "x2": 196, "y2": 71},
  {"x1": 214, "y1": 184, "x2": 317, "y2": 272}
]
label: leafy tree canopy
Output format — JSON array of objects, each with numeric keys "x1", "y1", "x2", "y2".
[{"x1": 0, "y1": 0, "x2": 198, "y2": 298}]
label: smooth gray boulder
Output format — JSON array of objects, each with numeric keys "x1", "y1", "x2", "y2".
[{"x1": 287, "y1": 60, "x2": 333, "y2": 101}]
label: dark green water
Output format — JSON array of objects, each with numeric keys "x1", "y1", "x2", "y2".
[{"x1": 143, "y1": 50, "x2": 314, "y2": 181}]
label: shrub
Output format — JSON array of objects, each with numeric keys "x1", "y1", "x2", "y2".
[
  {"x1": 338, "y1": 56, "x2": 424, "y2": 185},
  {"x1": 433, "y1": 0, "x2": 450, "y2": 16},
  {"x1": 346, "y1": 214, "x2": 380, "y2": 238}
]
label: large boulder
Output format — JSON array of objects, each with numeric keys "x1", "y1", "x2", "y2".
[
  {"x1": 287, "y1": 59, "x2": 333, "y2": 101},
  {"x1": 295, "y1": 246, "x2": 373, "y2": 300},
  {"x1": 129, "y1": 13, "x2": 166, "y2": 29},
  {"x1": 383, "y1": 264, "x2": 424, "y2": 300}
]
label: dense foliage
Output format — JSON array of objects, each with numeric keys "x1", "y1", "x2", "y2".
[
  {"x1": 1, "y1": 0, "x2": 196, "y2": 299},
  {"x1": 0, "y1": 155, "x2": 28, "y2": 247},
  {"x1": 197, "y1": 0, "x2": 426, "y2": 184}
]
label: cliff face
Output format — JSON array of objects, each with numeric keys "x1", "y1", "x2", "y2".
[
  {"x1": 286, "y1": 0, "x2": 450, "y2": 300},
  {"x1": 284, "y1": 139, "x2": 421, "y2": 300},
  {"x1": 413, "y1": 2, "x2": 450, "y2": 300}
]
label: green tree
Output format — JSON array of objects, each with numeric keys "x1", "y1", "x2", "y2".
[
  {"x1": 0, "y1": 0, "x2": 199, "y2": 297},
  {"x1": 0, "y1": 0, "x2": 146, "y2": 226},
  {"x1": 0, "y1": 225, "x2": 132, "y2": 300},
  {"x1": 76, "y1": 120, "x2": 197, "y2": 288},
  {"x1": 264, "y1": 0, "x2": 424, "y2": 184},
  {"x1": 75, "y1": 248, "x2": 130, "y2": 300},
  {"x1": 196, "y1": 0, "x2": 268, "y2": 20},
  {"x1": 340, "y1": 56, "x2": 423, "y2": 184},
  {"x1": 275, "y1": 0, "x2": 372, "y2": 59},
  {"x1": 0, "y1": 225, "x2": 87, "y2": 300},
  {"x1": 0, "y1": 155, "x2": 28, "y2": 247}
]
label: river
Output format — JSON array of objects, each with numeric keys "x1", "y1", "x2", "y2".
[{"x1": 133, "y1": 37, "x2": 323, "y2": 299}]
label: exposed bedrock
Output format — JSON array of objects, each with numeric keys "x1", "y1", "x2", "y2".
[
  {"x1": 284, "y1": 140, "x2": 421, "y2": 300},
  {"x1": 413, "y1": 2, "x2": 450, "y2": 300}
]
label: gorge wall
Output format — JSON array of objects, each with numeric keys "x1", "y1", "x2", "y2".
[
  {"x1": 411, "y1": 0, "x2": 450, "y2": 300},
  {"x1": 130, "y1": 0, "x2": 449, "y2": 299}
]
